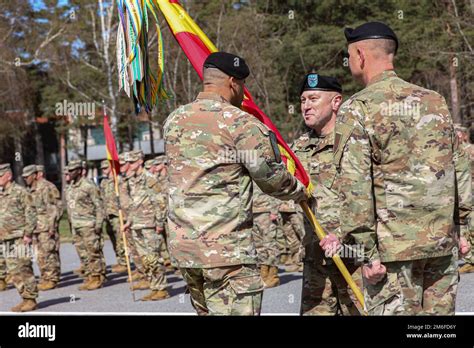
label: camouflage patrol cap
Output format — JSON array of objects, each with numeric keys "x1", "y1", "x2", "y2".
[
  {"x1": 126, "y1": 150, "x2": 144, "y2": 162},
  {"x1": 100, "y1": 160, "x2": 109, "y2": 169},
  {"x1": 36, "y1": 165, "x2": 45, "y2": 172},
  {"x1": 68, "y1": 159, "x2": 82, "y2": 171},
  {"x1": 154, "y1": 155, "x2": 168, "y2": 165},
  {"x1": 119, "y1": 153, "x2": 127, "y2": 165},
  {"x1": 22, "y1": 164, "x2": 37, "y2": 177},
  {"x1": 144, "y1": 159, "x2": 156, "y2": 169},
  {"x1": 0, "y1": 163, "x2": 11, "y2": 176}
]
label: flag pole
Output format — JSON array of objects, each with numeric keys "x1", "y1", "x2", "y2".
[
  {"x1": 300, "y1": 201, "x2": 365, "y2": 313},
  {"x1": 102, "y1": 101, "x2": 136, "y2": 302}
]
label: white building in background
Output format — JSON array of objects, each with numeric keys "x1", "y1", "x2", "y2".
[{"x1": 67, "y1": 122, "x2": 164, "y2": 181}]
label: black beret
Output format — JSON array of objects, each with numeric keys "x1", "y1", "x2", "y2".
[
  {"x1": 203, "y1": 52, "x2": 250, "y2": 80},
  {"x1": 344, "y1": 21, "x2": 398, "y2": 54},
  {"x1": 300, "y1": 73, "x2": 342, "y2": 95}
]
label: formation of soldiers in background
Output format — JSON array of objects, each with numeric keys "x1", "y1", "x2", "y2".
[
  {"x1": 0, "y1": 154, "x2": 306, "y2": 311},
  {"x1": 0, "y1": 21, "x2": 473, "y2": 315}
]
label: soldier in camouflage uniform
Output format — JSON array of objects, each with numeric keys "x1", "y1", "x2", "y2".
[
  {"x1": 454, "y1": 124, "x2": 474, "y2": 274},
  {"x1": 164, "y1": 52, "x2": 307, "y2": 315},
  {"x1": 0, "y1": 163, "x2": 38, "y2": 311},
  {"x1": 278, "y1": 200, "x2": 304, "y2": 272},
  {"x1": 294, "y1": 73, "x2": 362, "y2": 316},
  {"x1": 119, "y1": 153, "x2": 146, "y2": 284},
  {"x1": 67, "y1": 160, "x2": 106, "y2": 290},
  {"x1": 100, "y1": 160, "x2": 127, "y2": 274},
  {"x1": 123, "y1": 150, "x2": 169, "y2": 301},
  {"x1": 22, "y1": 165, "x2": 62, "y2": 290},
  {"x1": 36, "y1": 165, "x2": 62, "y2": 253},
  {"x1": 147, "y1": 155, "x2": 176, "y2": 274},
  {"x1": 63, "y1": 165, "x2": 87, "y2": 278},
  {"x1": 320, "y1": 22, "x2": 472, "y2": 315},
  {"x1": 252, "y1": 185, "x2": 281, "y2": 288}
]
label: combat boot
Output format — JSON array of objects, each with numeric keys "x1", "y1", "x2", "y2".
[
  {"x1": 131, "y1": 279, "x2": 150, "y2": 290},
  {"x1": 0, "y1": 279, "x2": 7, "y2": 291},
  {"x1": 38, "y1": 280, "x2": 57, "y2": 291},
  {"x1": 111, "y1": 264, "x2": 128, "y2": 274},
  {"x1": 141, "y1": 290, "x2": 170, "y2": 301},
  {"x1": 459, "y1": 263, "x2": 474, "y2": 274},
  {"x1": 260, "y1": 264, "x2": 269, "y2": 280},
  {"x1": 128, "y1": 270, "x2": 144, "y2": 282},
  {"x1": 264, "y1": 266, "x2": 280, "y2": 288},
  {"x1": 86, "y1": 275, "x2": 104, "y2": 290},
  {"x1": 11, "y1": 299, "x2": 37, "y2": 312},
  {"x1": 78, "y1": 276, "x2": 92, "y2": 291}
]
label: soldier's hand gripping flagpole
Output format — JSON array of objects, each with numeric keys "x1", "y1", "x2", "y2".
[
  {"x1": 300, "y1": 201, "x2": 365, "y2": 313},
  {"x1": 102, "y1": 102, "x2": 136, "y2": 302}
]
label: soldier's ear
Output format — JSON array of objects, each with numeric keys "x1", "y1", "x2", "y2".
[{"x1": 332, "y1": 94, "x2": 343, "y2": 112}]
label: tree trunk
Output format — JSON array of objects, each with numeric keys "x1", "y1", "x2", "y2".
[{"x1": 449, "y1": 54, "x2": 461, "y2": 124}]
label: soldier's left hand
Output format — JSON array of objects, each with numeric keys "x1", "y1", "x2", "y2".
[
  {"x1": 459, "y1": 236, "x2": 471, "y2": 256},
  {"x1": 23, "y1": 235, "x2": 32, "y2": 245},
  {"x1": 319, "y1": 233, "x2": 341, "y2": 257},
  {"x1": 156, "y1": 226, "x2": 164, "y2": 234},
  {"x1": 48, "y1": 230, "x2": 55, "y2": 237},
  {"x1": 270, "y1": 213, "x2": 279, "y2": 221}
]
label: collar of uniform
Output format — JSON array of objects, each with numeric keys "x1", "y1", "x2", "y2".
[
  {"x1": 196, "y1": 92, "x2": 230, "y2": 104},
  {"x1": 72, "y1": 176, "x2": 84, "y2": 187},
  {"x1": 367, "y1": 70, "x2": 397, "y2": 86}
]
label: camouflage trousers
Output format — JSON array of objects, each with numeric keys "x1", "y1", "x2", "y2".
[
  {"x1": 33, "y1": 231, "x2": 61, "y2": 282},
  {"x1": 130, "y1": 228, "x2": 168, "y2": 291},
  {"x1": 105, "y1": 215, "x2": 127, "y2": 266},
  {"x1": 157, "y1": 226, "x2": 172, "y2": 266},
  {"x1": 0, "y1": 254, "x2": 6, "y2": 280},
  {"x1": 124, "y1": 230, "x2": 145, "y2": 275},
  {"x1": 365, "y1": 255, "x2": 458, "y2": 315},
  {"x1": 280, "y1": 212, "x2": 304, "y2": 264},
  {"x1": 180, "y1": 264, "x2": 264, "y2": 316},
  {"x1": 252, "y1": 212, "x2": 280, "y2": 266},
  {"x1": 301, "y1": 235, "x2": 362, "y2": 315},
  {"x1": 0, "y1": 237, "x2": 38, "y2": 299},
  {"x1": 73, "y1": 226, "x2": 106, "y2": 277},
  {"x1": 275, "y1": 215, "x2": 289, "y2": 262}
]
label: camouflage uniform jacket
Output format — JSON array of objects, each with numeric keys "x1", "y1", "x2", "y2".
[
  {"x1": 100, "y1": 177, "x2": 119, "y2": 217},
  {"x1": 127, "y1": 170, "x2": 166, "y2": 230},
  {"x1": 68, "y1": 176, "x2": 104, "y2": 229},
  {"x1": 164, "y1": 91, "x2": 305, "y2": 268},
  {"x1": 292, "y1": 130, "x2": 340, "y2": 243},
  {"x1": 252, "y1": 184, "x2": 279, "y2": 214},
  {"x1": 0, "y1": 181, "x2": 37, "y2": 240},
  {"x1": 29, "y1": 179, "x2": 62, "y2": 233},
  {"x1": 333, "y1": 70, "x2": 472, "y2": 263}
]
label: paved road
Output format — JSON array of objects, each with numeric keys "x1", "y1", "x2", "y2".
[{"x1": 1, "y1": 241, "x2": 473, "y2": 314}]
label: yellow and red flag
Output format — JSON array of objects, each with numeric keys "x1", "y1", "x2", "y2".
[
  {"x1": 156, "y1": 0, "x2": 311, "y2": 191},
  {"x1": 103, "y1": 113, "x2": 121, "y2": 175}
]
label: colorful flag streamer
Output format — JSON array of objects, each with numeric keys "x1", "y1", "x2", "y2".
[{"x1": 116, "y1": 0, "x2": 169, "y2": 113}]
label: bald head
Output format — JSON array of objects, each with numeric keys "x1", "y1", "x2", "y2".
[
  {"x1": 203, "y1": 67, "x2": 230, "y2": 86},
  {"x1": 202, "y1": 67, "x2": 245, "y2": 107},
  {"x1": 347, "y1": 39, "x2": 396, "y2": 86}
]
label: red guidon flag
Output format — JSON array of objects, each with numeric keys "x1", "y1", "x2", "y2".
[
  {"x1": 103, "y1": 113, "x2": 121, "y2": 176},
  {"x1": 156, "y1": 0, "x2": 312, "y2": 191}
]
